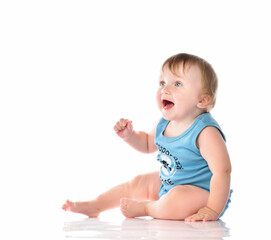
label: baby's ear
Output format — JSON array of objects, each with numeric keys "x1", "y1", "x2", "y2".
[{"x1": 197, "y1": 94, "x2": 211, "y2": 109}]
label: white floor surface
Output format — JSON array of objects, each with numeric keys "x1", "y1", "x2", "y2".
[
  {"x1": 60, "y1": 210, "x2": 268, "y2": 240},
  {"x1": 60, "y1": 208, "x2": 268, "y2": 240},
  {"x1": 63, "y1": 217, "x2": 230, "y2": 240},
  {"x1": 1, "y1": 199, "x2": 269, "y2": 240}
]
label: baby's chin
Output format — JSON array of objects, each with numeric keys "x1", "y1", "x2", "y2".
[{"x1": 160, "y1": 111, "x2": 173, "y2": 121}]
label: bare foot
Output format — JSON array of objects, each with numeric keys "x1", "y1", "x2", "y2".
[
  {"x1": 120, "y1": 198, "x2": 148, "y2": 218},
  {"x1": 62, "y1": 200, "x2": 100, "y2": 218}
]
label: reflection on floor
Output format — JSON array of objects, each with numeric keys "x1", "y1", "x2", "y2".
[{"x1": 63, "y1": 217, "x2": 230, "y2": 240}]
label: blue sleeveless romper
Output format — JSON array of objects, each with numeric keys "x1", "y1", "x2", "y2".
[{"x1": 155, "y1": 113, "x2": 232, "y2": 217}]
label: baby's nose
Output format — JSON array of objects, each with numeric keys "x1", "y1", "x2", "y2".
[{"x1": 162, "y1": 85, "x2": 171, "y2": 94}]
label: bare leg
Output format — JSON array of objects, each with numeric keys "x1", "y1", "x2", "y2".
[
  {"x1": 120, "y1": 185, "x2": 209, "y2": 220},
  {"x1": 62, "y1": 172, "x2": 161, "y2": 217}
]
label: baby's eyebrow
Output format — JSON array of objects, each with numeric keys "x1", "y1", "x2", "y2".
[
  {"x1": 171, "y1": 71, "x2": 185, "y2": 79},
  {"x1": 174, "y1": 76, "x2": 185, "y2": 82}
]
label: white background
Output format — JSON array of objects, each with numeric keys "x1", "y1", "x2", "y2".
[{"x1": 1, "y1": 0, "x2": 270, "y2": 239}]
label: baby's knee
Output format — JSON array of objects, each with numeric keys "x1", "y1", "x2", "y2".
[
  {"x1": 128, "y1": 172, "x2": 160, "y2": 200},
  {"x1": 128, "y1": 174, "x2": 151, "y2": 199},
  {"x1": 130, "y1": 174, "x2": 144, "y2": 189},
  {"x1": 130, "y1": 173, "x2": 155, "y2": 189},
  {"x1": 125, "y1": 175, "x2": 144, "y2": 198},
  {"x1": 165, "y1": 185, "x2": 189, "y2": 199}
]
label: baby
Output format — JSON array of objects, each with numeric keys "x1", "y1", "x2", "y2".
[{"x1": 62, "y1": 53, "x2": 232, "y2": 221}]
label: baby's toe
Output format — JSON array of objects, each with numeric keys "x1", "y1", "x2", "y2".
[
  {"x1": 120, "y1": 199, "x2": 129, "y2": 216},
  {"x1": 120, "y1": 198, "x2": 128, "y2": 208}
]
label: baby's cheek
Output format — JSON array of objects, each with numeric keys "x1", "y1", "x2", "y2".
[{"x1": 156, "y1": 91, "x2": 162, "y2": 109}]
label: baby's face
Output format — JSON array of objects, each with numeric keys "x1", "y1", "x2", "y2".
[{"x1": 156, "y1": 64, "x2": 204, "y2": 121}]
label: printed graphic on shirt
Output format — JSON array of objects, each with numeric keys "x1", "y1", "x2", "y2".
[
  {"x1": 157, "y1": 144, "x2": 183, "y2": 185},
  {"x1": 159, "y1": 154, "x2": 176, "y2": 177}
]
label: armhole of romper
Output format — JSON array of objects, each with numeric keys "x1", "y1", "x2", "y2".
[{"x1": 155, "y1": 118, "x2": 169, "y2": 139}]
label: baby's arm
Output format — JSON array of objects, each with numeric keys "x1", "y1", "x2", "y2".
[
  {"x1": 114, "y1": 118, "x2": 157, "y2": 154},
  {"x1": 186, "y1": 126, "x2": 231, "y2": 221}
]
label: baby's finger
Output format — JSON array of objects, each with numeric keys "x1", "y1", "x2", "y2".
[
  {"x1": 119, "y1": 118, "x2": 125, "y2": 126},
  {"x1": 114, "y1": 125, "x2": 120, "y2": 133},
  {"x1": 114, "y1": 121, "x2": 123, "y2": 131},
  {"x1": 120, "y1": 118, "x2": 129, "y2": 127},
  {"x1": 185, "y1": 213, "x2": 203, "y2": 222},
  {"x1": 126, "y1": 121, "x2": 133, "y2": 131},
  {"x1": 192, "y1": 214, "x2": 204, "y2": 221}
]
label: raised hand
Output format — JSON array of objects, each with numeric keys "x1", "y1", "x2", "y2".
[{"x1": 114, "y1": 118, "x2": 134, "y2": 139}]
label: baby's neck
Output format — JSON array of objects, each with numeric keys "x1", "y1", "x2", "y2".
[{"x1": 164, "y1": 112, "x2": 206, "y2": 138}]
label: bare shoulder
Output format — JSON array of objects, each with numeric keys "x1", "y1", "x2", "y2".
[
  {"x1": 197, "y1": 126, "x2": 231, "y2": 172},
  {"x1": 197, "y1": 126, "x2": 224, "y2": 148}
]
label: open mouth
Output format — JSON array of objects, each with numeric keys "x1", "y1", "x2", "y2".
[{"x1": 162, "y1": 100, "x2": 175, "y2": 110}]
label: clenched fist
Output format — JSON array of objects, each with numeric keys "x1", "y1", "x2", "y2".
[{"x1": 114, "y1": 118, "x2": 134, "y2": 139}]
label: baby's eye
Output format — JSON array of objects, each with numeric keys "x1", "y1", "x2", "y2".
[
  {"x1": 159, "y1": 81, "x2": 166, "y2": 87},
  {"x1": 175, "y1": 82, "x2": 182, "y2": 87}
]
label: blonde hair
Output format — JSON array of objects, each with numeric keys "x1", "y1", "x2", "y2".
[{"x1": 162, "y1": 53, "x2": 218, "y2": 111}]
